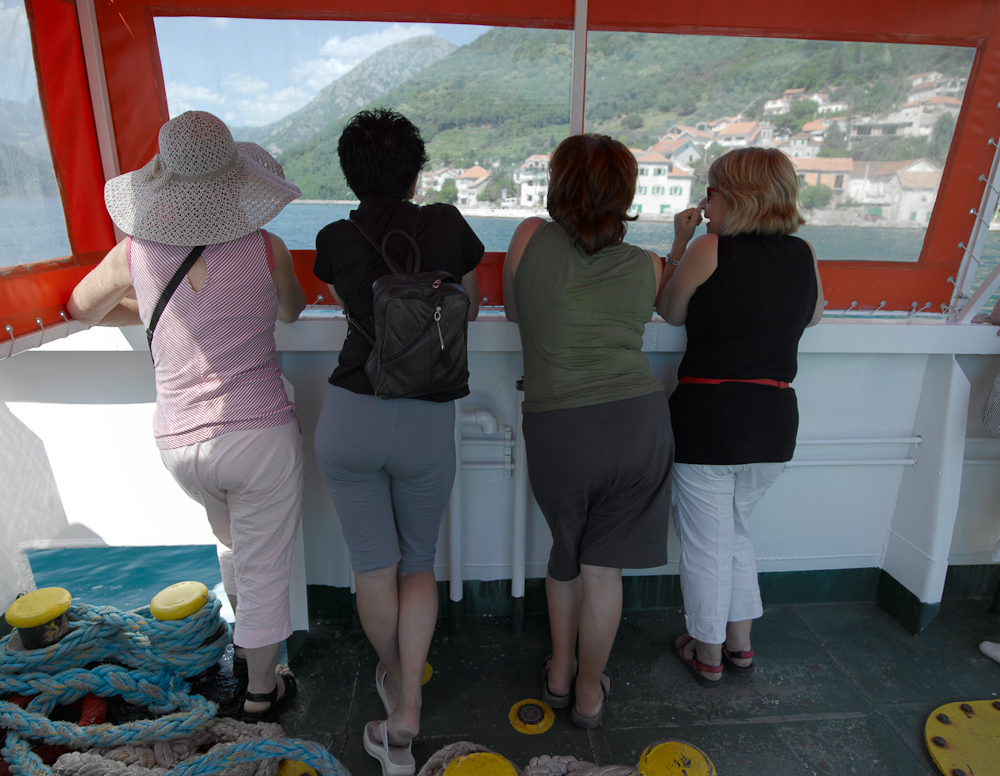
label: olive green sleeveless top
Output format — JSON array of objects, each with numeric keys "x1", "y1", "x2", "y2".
[{"x1": 513, "y1": 221, "x2": 664, "y2": 413}]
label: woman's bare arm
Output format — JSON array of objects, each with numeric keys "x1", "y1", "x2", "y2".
[
  {"x1": 502, "y1": 217, "x2": 545, "y2": 323},
  {"x1": 654, "y1": 234, "x2": 719, "y2": 326},
  {"x1": 67, "y1": 240, "x2": 142, "y2": 326},
  {"x1": 270, "y1": 233, "x2": 307, "y2": 323}
]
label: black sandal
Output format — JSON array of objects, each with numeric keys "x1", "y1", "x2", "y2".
[{"x1": 242, "y1": 672, "x2": 298, "y2": 723}]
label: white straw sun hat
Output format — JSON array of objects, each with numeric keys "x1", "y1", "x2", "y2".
[{"x1": 104, "y1": 111, "x2": 301, "y2": 246}]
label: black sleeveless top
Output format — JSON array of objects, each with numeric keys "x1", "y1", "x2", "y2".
[
  {"x1": 670, "y1": 233, "x2": 818, "y2": 464},
  {"x1": 314, "y1": 196, "x2": 484, "y2": 401}
]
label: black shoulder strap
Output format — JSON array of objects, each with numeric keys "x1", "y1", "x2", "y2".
[{"x1": 146, "y1": 245, "x2": 206, "y2": 357}]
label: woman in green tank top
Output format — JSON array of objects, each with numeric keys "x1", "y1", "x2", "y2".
[{"x1": 503, "y1": 134, "x2": 674, "y2": 728}]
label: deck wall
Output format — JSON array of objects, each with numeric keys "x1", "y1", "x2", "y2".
[{"x1": 2, "y1": 317, "x2": 1000, "y2": 619}]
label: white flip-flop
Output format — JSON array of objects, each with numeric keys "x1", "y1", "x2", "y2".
[
  {"x1": 375, "y1": 662, "x2": 395, "y2": 716},
  {"x1": 364, "y1": 720, "x2": 414, "y2": 776}
]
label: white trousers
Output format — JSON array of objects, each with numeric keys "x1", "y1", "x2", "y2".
[
  {"x1": 672, "y1": 462, "x2": 785, "y2": 644},
  {"x1": 160, "y1": 420, "x2": 304, "y2": 649}
]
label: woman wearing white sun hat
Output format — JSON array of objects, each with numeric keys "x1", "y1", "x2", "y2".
[{"x1": 68, "y1": 110, "x2": 307, "y2": 723}]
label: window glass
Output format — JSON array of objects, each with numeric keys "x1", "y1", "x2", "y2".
[
  {"x1": 0, "y1": 0, "x2": 72, "y2": 269},
  {"x1": 584, "y1": 32, "x2": 974, "y2": 264},
  {"x1": 154, "y1": 18, "x2": 573, "y2": 251}
]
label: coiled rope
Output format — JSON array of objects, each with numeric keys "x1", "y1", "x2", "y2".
[{"x1": 0, "y1": 595, "x2": 348, "y2": 776}]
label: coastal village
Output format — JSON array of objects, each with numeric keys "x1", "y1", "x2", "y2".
[{"x1": 417, "y1": 70, "x2": 964, "y2": 227}]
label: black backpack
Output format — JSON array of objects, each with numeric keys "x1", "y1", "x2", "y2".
[{"x1": 346, "y1": 211, "x2": 470, "y2": 400}]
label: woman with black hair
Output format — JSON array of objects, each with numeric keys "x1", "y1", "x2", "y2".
[{"x1": 313, "y1": 108, "x2": 483, "y2": 776}]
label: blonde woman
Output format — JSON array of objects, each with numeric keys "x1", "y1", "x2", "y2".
[{"x1": 656, "y1": 147, "x2": 824, "y2": 685}]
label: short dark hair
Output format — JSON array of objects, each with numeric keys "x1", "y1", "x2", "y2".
[
  {"x1": 337, "y1": 108, "x2": 430, "y2": 199},
  {"x1": 546, "y1": 134, "x2": 638, "y2": 255}
]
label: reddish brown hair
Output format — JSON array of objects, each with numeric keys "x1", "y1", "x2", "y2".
[{"x1": 546, "y1": 134, "x2": 638, "y2": 255}]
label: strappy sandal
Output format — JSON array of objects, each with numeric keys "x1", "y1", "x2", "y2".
[
  {"x1": 364, "y1": 720, "x2": 415, "y2": 776},
  {"x1": 569, "y1": 669, "x2": 612, "y2": 729},
  {"x1": 541, "y1": 655, "x2": 572, "y2": 709},
  {"x1": 721, "y1": 646, "x2": 755, "y2": 673},
  {"x1": 674, "y1": 633, "x2": 723, "y2": 687},
  {"x1": 242, "y1": 671, "x2": 298, "y2": 723}
]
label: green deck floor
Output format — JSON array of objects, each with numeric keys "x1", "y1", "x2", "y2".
[{"x1": 275, "y1": 598, "x2": 1000, "y2": 776}]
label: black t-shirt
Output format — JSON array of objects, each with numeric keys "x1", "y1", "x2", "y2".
[
  {"x1": 314, "y1": 196, "x2": 485, "y2": 401},
  {"x1": 670, "y1": 233, "x2": 818, "y2": 464}
]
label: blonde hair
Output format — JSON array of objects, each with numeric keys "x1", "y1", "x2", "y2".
[{"x1": 708, "y1": 148, "x2": 806, "y2": 235}]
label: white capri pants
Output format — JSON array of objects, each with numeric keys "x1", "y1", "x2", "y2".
[
  {"x1": 672, "y1": 462, "x2": 785, "y2": 644},
  {"x1": 159, "y1": 420, "x2": 304, "y2": 649}
]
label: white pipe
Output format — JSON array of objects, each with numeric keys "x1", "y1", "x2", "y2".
[
  {"x1": 461, "y1": 408, "x2": 500, "y2": 435},
  {"x1": 512, "y1": 386, "x2": 528, "y2": 599},
  {"x1": 569, "y1": 0, "x2": 588, "y2": 135},
  {"x1": 797, "y1": 437, "x2": 922, "y2": 445},
  {"x1": 448, "y1": 403, "x2": 463, "y2": 602},
  {"x1": 786, "y1": 458, "x2": 916, "y2": 467}
]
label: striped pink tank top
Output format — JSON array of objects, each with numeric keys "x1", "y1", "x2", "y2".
[{"x1": 128, "y1": 231, "x2": 297, "y2": 449}]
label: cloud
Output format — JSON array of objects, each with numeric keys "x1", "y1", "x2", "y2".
[
  {"x1": 288, "y1": 23, "x2": 436, "y2": 92},
  {"x1": 234, "y1": 86, "x2": 312, "y2": 126},
  {"x1": 223, "y1": 72, "x2": 269, "y2": 96},
  {"x1": 165, "y1": 82, "x2": 228, "y2": 116}
]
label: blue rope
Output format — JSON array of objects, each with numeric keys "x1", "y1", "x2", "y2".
[
  {"x1": 169, "y1": 739, "x2": 351, "y2": 776},
  {"x1": 0, "y1": 598, "x2": 230, "y2": 678},
  {"x1": 0, "y1": 596, "x2": 349, "y2": 776}
]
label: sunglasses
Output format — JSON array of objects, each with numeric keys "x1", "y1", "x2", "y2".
[{"x1": 706, "y1": 186, "x2": 723, "y2": 203}]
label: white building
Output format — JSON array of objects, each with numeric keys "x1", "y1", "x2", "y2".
[
  {"x1": 454, "y1": 165, "x2": 491, "y2": 207},
  {"x1": 630, "y1": 150, "x2": 693, "y2": 216},
  {"x1": 512, "y1": 155, "x2": 549, "y2": 208}
]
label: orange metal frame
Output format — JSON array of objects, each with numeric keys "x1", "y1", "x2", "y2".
[{"x1": 4, "y1": 0, "x2": 1000, "y2": 338}]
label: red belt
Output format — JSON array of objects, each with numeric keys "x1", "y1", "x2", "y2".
[{"x1": 679, "y1": 376, "x2": 789, "y2": 388}]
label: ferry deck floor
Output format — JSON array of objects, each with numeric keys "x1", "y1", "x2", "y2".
[{"x1": 278, "y1": 596, "x2": 1000, "y2": 776}]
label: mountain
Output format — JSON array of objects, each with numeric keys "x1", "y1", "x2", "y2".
[
  {"x1": 275, "y1": 29, "x2": 974, "y2": 199},
  {"x1": 233, "y1": 36, "x2": 455, "y2": 155}
]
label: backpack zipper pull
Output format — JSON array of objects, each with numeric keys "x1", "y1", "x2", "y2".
[{"x1": 434, "y1": 306, "x2": 445, "y2": 351}]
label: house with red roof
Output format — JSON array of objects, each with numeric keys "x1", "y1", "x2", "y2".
[
  {"x1": 454, "y1": 165, "x2": 492, "y2": 207},
  {"x1": 790, "y1": 157, "x2": 854, "y2": 202}
]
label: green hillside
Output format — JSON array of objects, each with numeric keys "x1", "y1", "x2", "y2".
[{"x1": 279, "y1": 29, "x2": 973, "y2": 200}]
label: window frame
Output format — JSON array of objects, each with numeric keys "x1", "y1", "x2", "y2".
[{"x1": 4, "y1": 0, "x2": 1000, "y2": 339}]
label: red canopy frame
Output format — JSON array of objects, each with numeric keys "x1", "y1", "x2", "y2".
[{"x1": 4, "y1": 0, "x2": 999, "y2": 337}]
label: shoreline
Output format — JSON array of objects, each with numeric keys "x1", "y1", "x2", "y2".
[{"x1": 291, "y1": 199, "x2": 1000, "y2": 230}]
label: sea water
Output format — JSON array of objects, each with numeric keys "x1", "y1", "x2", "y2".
[{"x1": 28, "y1": 545, "x2": 223, "y2": 614}]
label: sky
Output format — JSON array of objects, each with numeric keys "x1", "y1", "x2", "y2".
[
  {"x1": 1, "y1": 0, "x2": 37, "y2": 104},
  {"x1": 154, "y1": 17, "x2": 490, "y2": 128}
]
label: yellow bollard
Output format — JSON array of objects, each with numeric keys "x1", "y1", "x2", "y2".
[
  {"x1": 278, "y1": 761, "x2": 317, "y2": 776},
  {"x1": 444, "y1": 752, "x2": 519, "y2": 776},
  {"x1": 637, "y1": 739, "x2": 716, "y2": 776},
  {"x1": 149, "y1": 581, "x2": 209, "y2": 621},
  {"x1": 4, "y1": 587, "x2": 72, "y2": 649}
]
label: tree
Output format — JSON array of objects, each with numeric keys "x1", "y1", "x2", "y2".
[
  {"x1": 483, "y1": 175, "x2": 515, "y2": 203},
  {"x1": 928, "y1": 113, "x2": 956, "y2": 164},
  {"x1": 799, "y1": 183, "x2": 834, "y2": 210},
  {"x1": 622, "y1": 114, "x2": 644, "y2": 129},
  {"x1": 438, "y1": 180, "x2": 458, "y2": 205}
]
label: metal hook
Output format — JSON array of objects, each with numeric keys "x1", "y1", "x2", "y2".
[
  {"x1": 823, "y1": 300, "x2": 829, "y2": 307},
  {"x1": 59, "y1": 310, "x2": 69, "y2": 322},
  {"x1": 837, "y1": 301, "x2": 858, "y2": 316},
  {"x1": 4, "y1": 324, "x2": 15, "y2": 360},
  {"x1": 979, "y1": 174, "x2": 1000, "y2": 196},
  {"x1": 35, "y1": 318, "x2": 45, "y2": 331},
  {"x1": 990, "y1": 138, "x2": 998, "y2": 148},
  {"x1": 912, "y1": 302, "x2": 932, "y2": 315},
  {"x1": 314, "y1": 294, "x2": 324, "y2": 304},
  {"x1": 868, "y1": 300, "x2": 887, "y2": 315}
]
